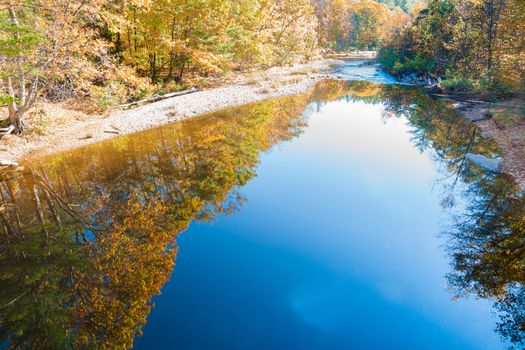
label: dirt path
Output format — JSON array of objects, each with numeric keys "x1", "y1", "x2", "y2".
[{"x1": 0, "y1": 59, "x2": 339, "y2": 162}]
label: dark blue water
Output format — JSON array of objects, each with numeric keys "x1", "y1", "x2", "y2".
[{"x1": 135, "y1": 99, "x2": 504, "y2": 349}]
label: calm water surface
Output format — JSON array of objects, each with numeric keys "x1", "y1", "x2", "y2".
[{"x1": 1, "y1": 78, "x2": 524, "y2": 349}]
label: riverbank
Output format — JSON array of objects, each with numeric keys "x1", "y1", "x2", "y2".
[
  {"x1": 0, "y1": 59, "x2": 339, "y2": 162},
  {"x1": 448, "y1": 97, "x2": 525, "y2": 189},
  {"x1": 392, "y1": 69, "x2": 525, "y2": 189}
]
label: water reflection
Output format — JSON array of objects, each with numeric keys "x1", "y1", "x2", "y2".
[
  {"x1": 0, "y1": 80, "x2": 524, "y2": 349},
  {"x1": 315, "y1": 81, "x2": 525, "y2": 347},
  {"x1": 365, "y1": 82, "x2": 525, "y2": 348},
  {"x1": 0, "y1": 95, "x2": 310, "y2": 349}
]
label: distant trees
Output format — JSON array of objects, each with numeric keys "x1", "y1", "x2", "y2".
[
  {"x1": 314, "y1": 0, "x2": 412, "y2": 50},
  {"x1": 0, "y1": 0, "x2": 447, "y2": 136},
  {"x1": 2, "y1": 0, "x2": 521, "y2": 137}
]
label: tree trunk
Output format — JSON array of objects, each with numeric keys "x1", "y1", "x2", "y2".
[
  {"x1": 487, "y1": 0, "x2": 495, "y2": 80},
  {"x1": 5, "y1": 6, "x2": 38, "y2": 135},
  {"x1": 8, "y1": 109, "x2": 26, "y2": 135},
  {"x1": 486, "y1": 0, "x2": 504, "y2": 83},
  {"x1": 168, "y1": 16, "x2": 177, "y2": 80},
  {"x1": 150, "y1": 52, "x2": 157, "y2": 83},
  {"x1": 175, "y1": 63, "x2": 185, "y2": 83}
]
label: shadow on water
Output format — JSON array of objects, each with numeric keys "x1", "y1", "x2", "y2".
[{"x1": 0, "y1": 80, "x2": 524, "y2": 348}]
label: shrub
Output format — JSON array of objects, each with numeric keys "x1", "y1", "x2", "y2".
[
  {"x1": 441, "y1": 78, "x2": 474, "y2": 92},
  {"x1": 406, "y1": 54, "x2": 435, "y2": 74}
]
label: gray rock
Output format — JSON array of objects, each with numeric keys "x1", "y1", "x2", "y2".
[
  {"x1": 452, "y1": 102, "x2": 470, "y2": 110},
  {"x1": 465, "y1": 110, "x2": 492, "y2": 122},
  {"x1": 466, "y1": 153, "x2": 503, "y2": 173}
]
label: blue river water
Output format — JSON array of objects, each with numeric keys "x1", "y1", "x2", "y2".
[
  {"x1": 135, "y1": 96, "x2": 506, "y2": 349},
  {"x1": 2, "y1": 65, "x2": 519, "y2": 349}
]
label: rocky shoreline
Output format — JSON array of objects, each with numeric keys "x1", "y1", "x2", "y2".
[
  {"x1": 393, "y1": 69, "x2": 525, "y2": 190},
  {"x1": 0, "y1": 59, "x2": 340, "y2": 162},
  {"x1": 2, "y1": 59, "x2": 523, "y2": 191}
]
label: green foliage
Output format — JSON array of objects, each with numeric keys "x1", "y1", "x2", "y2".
[
  {"x1": 0, "y1": 94, "x2": 16, "y2": 106},
  {"x1": 380, "y1": 0, "x2": 525, "y2": 94},
  {"x1": 378, "y1": 47, "x2": 434, "y2": 75},
  {"x1": 0, "y1": 21, "x2": 42, "y2": 57},
  {"x1": 440, "y1": 77, "x2": 474, "y2": 91},
  {"x1": 405, "y1": 54, "x2": 435, "y2": 73}
]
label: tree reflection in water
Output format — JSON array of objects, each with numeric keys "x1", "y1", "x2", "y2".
[
  {"x1": 372, "y1": 82, "x2": 525, "y2": 349},
  {"x1": 313, "y1": 80, "x2": 525, "y2": 348},
  {"x1": 0, "y1": 94, "x2": 310, "y2": 349},
  {"x1": 1, "y1": 80, "x2": 525, "y2": 348}
]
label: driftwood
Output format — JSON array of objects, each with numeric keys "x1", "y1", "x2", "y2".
[
  {"x1": 103, "y1": 125, "x2": 123, "y2": 135},
  {"x1": 110, "y1": 124, "x2": 122, "y2": 132},
  {"x1": 0, "y1": 125, "x2": 14, "y2": 136},
  {"x1": 0, "y1": 288, "x2": 31, "y2": 309},
  {"x1": 116, "y1": 87, "x2": 198, "y2": 109},
  {"x1": 0, "y1": 160, "x2": 19, "y2": 167},
  {"x1": 429, "y1": 93, "x2": 523, "y2": 109},
  {"x1": 462, "y1": 100, "x2": 523, "y2": 108},
  {"x1": 324, "y1": 51, "x2": 377, "y2": 59}
]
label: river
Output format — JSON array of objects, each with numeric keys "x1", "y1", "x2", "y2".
[{"x1": 0, "y1": 63, "x2": 523, "y2": 349}]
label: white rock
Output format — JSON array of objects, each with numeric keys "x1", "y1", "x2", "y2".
[{"x1": 466, "y1": 153, "x2": 503, "y2": 173}]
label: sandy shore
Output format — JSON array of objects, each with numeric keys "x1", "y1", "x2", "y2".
[{"x1": 0, "y1": 59, "x2": 339, "y2": 161}]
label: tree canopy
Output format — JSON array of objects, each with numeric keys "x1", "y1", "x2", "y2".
[{"x1": 379, "y1": 0, "x2": 525, "y2": 94}]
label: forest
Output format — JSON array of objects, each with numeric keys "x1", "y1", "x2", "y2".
[
  {"x1": 2, "y1": 0, "x2": 524, "y2": 134},
  {"x1": 2, "y1": 0, "x2": 523, "y2": 134},
  {"x1": 1, "y1": 0, "x2": 416, "y2": 134},
  {"x1": 379, "y1": 0, "x2": 525, "y2": 94},
  {"x1": 3, "y1": 79, "x2": 525, "y2": 348},
  {"x1": 3, "y1": 1, "x2": 525, "y2": 349}
]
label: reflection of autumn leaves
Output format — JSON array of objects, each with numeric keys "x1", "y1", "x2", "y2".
[
  {"x1": 312, "y1": 80, "x2": 384, "y2": 103},
  {"x1": 376, "y1": 85, "x2": 525, "y2": 347},
  {"x1": 74, "y1": 193, "x2": 178, "y2": 350},
  {"x1": 0, "y1": 92, "x2": 313, "y2": 348}
]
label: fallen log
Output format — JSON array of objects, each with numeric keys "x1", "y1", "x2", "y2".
[
  {"x1": 116, "y1": 88, "x2": 198, "y2": 109},
  {"x1": 428, "y1": 93, "x2": 523, "y2": 108}
]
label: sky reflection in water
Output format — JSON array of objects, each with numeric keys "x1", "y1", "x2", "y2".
[{"x1": 136, "y1": 92, "x2": 506, "y2": 349}]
